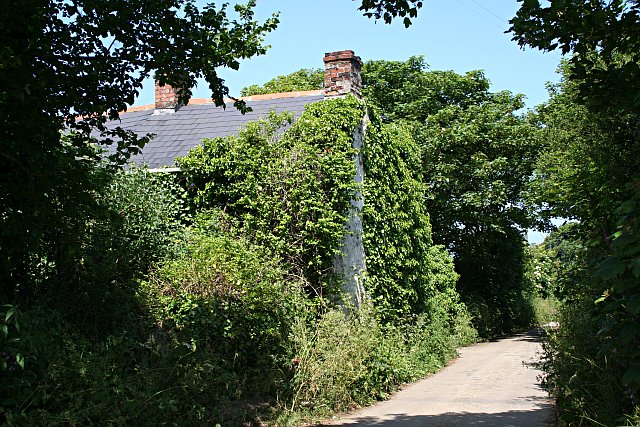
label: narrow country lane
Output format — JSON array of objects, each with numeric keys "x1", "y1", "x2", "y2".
[{"x1": 322, "y1": 330, "x2": 554, "y2": 427}]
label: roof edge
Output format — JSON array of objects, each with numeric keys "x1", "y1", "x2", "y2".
[{"x1": 125, "y1": 89, "x2": 324, "y2": 114}]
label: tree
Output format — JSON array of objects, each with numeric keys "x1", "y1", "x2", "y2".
[
  {"x1": 362, "y1": 57, "x2": 542, "y2": 335},
  {"x1": 358, "y1": 0, "x2": 423, "y2": 26},
  {"x1": 0, "y1": 0, "x2": 278, "y2": 298},
  {"x1": 363, "y1": 58, "x2": 543, "y2": 233},
  {"x1": 531, "y1": 65, "x2": 637, "y2": 235},
  {"x1": 362, "y1": 56, "x2": 491, "y2": 123},
  {"x1": 241, "y1": 68, "x2": 324, "y2": 96},
  {"x1": 510, "y1": 0, "x2": 640, "y2": 115},
  {"x1": 510, "y1": 2, "x2": 640, "y2": 422},
  {"x1": 418, "y1": 92, "x2": 542, "y2": 335},
  {"x1": 419, "y1": 90, "x2": 541, "y2": 249},
  {"x1": 527, "y1": 62, "x2": 640, "y2": 424}
]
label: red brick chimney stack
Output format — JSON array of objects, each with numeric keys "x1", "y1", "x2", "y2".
[
  {"x1": 154, "y1": 82, "x2": 181, "y2": 113},
  {"x1": 323, "y1": 50, "x2": 363, "y2": 98}
]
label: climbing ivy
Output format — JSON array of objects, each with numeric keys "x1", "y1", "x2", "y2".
[
  {"x1": 178, "y1": 97, "x2": 364, "y2": 292},
  {"x1": 362, "y1": 111, "x2": 461, "y2": 320},
  {"x1": 179, "y1": 96, "x2": 463, "y2": 322}
]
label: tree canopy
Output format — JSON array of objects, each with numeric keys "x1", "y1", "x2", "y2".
[
  {"x1": 241, "y1": 68, "x2": 324, "y2": 96},
  {"x1": 362, "y1": 57, "x2": 542, "y2": 336},
  {"x1": 510, "y1": 0, "x2": 640, "y2": 115},
  {"x1": 362, "y1": 56, "x2": 490, "y2": 122},
  {"x1": 510, "y1": 2, "x2": 640, "y2": 422},
  {"x1": 358, "y1": 0, "x2": 423, "y2": 26},
  {"x1": 0, "y1": 0, "x2": 278, "y2": 298}
]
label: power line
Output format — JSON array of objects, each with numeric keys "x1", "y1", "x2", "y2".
[
  {"x1": 468, "y1": 0, "x2": 509, "y2": 24},
  {"x1": 453, "y1": 0, "x2": 505, "y2": 31},
  {"x1": 453, "y1": 0, "x2": 564, "y2": 60}
]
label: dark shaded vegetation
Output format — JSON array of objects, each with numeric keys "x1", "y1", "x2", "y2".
[
  {"x1": 1, "y1": 96, "x2": 477, "y2": 425},
  {"x1": 511, "y1": 1, "x2": 640, "y2": 423}
]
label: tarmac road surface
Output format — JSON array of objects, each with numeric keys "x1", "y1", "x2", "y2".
[{"x1": 323, "y1": 330, "x2": 554, "y2": 426}]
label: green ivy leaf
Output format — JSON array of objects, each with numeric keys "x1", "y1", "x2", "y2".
[
  {"x1": 16, "y1": 353, "x2": 24, "y2": 369},
  {"x1": 594, "y1": 256, "x2": 626, "y2": 280}
]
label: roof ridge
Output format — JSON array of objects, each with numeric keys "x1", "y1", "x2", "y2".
[{"x1": 123, "y1": 89, "x2": 324, "y2": 114}]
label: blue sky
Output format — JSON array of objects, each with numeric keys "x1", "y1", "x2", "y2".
[
  {"x1": 134, "y1": 0, "x2": 562, "y2": 243},
  {"x1": 134, "y1": 0, "x2": 562, "y2": 109}
]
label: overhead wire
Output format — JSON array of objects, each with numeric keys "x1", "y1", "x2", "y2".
[
  {"x1": 452, "y1": 0, "x2": 505, "y2": 31},
  {"x1": 452, "y1": 0, "x2": 564, "y2": 60},
  {"x1": 468, "y1": 0, "x2": 509, "y2": 24}
]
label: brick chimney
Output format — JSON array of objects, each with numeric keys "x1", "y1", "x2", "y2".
[
  {"x1": 323, "y1": 50, "x2": 362, "y2": 98},
  {"x1": 154, "y1": 81, "x2": 182, "y2": 114}
]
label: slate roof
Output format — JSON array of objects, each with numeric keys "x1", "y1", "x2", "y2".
[{"x1": 99, "y1": 90, "x2": 324, "y2": 169}]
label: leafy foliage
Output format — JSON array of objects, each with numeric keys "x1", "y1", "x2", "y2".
[
  {"x1": 455, "y1": 228, "x2": 537, "y2": 337},
  {"x1": 510, "y1": 0, "x2": 640, "y2": 115},
  {"x1": 0, "y1": 167, "x2": 189, "y2": 424},
  {"x1": 362, "y1": 114, "x2": 462, "y2": 320},
  {"x1": 358, "y1": 0, "x2": 423, "y2": 27},
  {"x1": 47, "y1": 167, "x2": 184, "y2": 336},
  {"x1": 178, "y1": 99, "x2": 364, "y2": 291},
  {"x1": 531, "y1": 63, "x2": 640, "y2": 424},
  {"x1": 285, "y1": 303, "x2": 476, "y2": 421},
  {"x1": 241, "y1": 68, "x2": 324, "y2": 97},
  {"x1": 0, "y1": 230, "x2": 302, "y2": 426},
  {"x1": 420, "y1": 91, "x2": 542, "y2": 249},
  {"x1": 140, "y1": 230, "x2": 303, "y2": 406},
  {"x1": 0, "y1": 0, "x2": 278, "y2": 301},
  {"x1": 531, "y1": 69, "x2": 637, "y2": 230},
  {"x1": 361, "y1": 57, "x2": 542, "y2": 336},
  {"x1": 363, "y1": 56, "x2": 490, "y2": 123}
]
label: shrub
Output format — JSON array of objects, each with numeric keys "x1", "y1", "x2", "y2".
[
  {"x1": 138, "y1": 230, "x2": 304, "y2": 412},
  {"x1": 38, "y1": 167, "x2": 186, "y2": 337},
  {"x1": 283, "y1": 302, "x2": 476, "y2": 422},
  {"x1": 542, "y1": 300, "x2": 639, "y2": 426}
]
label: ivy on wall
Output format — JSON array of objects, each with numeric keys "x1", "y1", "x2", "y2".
[
  {"x1": 178, "y1": 96, "x2": 461, "y2": 321},
  {"x1": 178, "y1": 98, "x2": 364, "y2": 293},
  {"x1": 362, "y1": 111, "x2": 460, "y2": 320}
]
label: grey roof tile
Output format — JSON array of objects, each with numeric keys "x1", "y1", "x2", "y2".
[{"x1": 94, "y1": 94, "x2": 323, "y2": 168}]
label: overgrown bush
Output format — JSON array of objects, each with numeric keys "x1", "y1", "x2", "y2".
[
  {"x1": 0, "y1": 165, "x2": 188, "y2": 425},
  {"x1": 135, "y1": 228, "x2": 304, "y2": 424},
  {"x1": 1, "y1": 95, "x2": 484, "y2": 426},
  {"x1": 40, "y1": 167, "x2": 185, "y2": 337},
  {"x1": 282, "y1": 302, "x2": 476, "y2": 423},
  {"x1": 1, "y1": 226, "x2": 303, "y2": 426},
  {"x1": 178, "y1": 100, "x2": 364, "y2": 293},
  {"x1": 542, "y1": 299, "x2": 639, "y2": 426},
  {"x1": 539, "y1": 220, "x2": 640, "y2": 426}
]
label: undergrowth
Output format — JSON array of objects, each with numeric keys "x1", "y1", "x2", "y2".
[{"x1": 278, "y1": 301, "x2": 476, "y2": 425}]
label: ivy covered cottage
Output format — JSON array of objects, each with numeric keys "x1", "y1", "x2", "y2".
[{"x1": 109, "y1": 50, "x2": 368, "y2": 308}]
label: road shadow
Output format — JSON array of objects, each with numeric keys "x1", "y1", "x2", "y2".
[
  {"x1": 483, "y1": 328, "x2": 546, "y2": 343},
  {"x1": 513, "y1": 328, "x2": 546, "y2": 343},
  {"x1": 321, "y1": 405, "x2": 555, "y2": 426}
]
